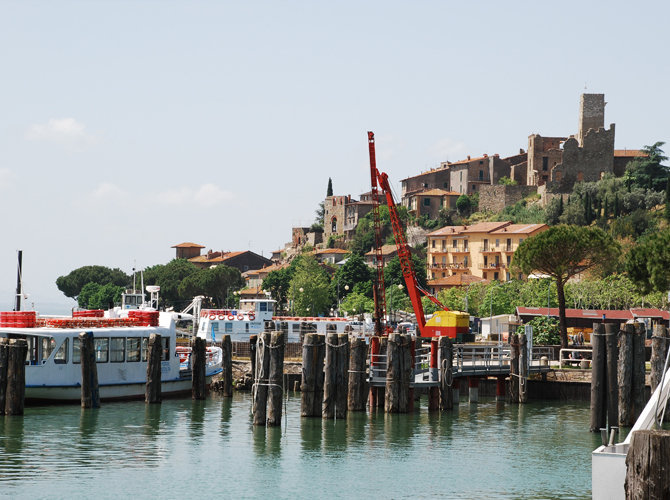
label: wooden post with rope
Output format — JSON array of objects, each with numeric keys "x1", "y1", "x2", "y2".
[
  {"x1": 618, "y1": 323, "x2": 635, "y2": 427},
  {"x1": 191, "y1": 336, "x2": 206, "y2": 400},
  {"x1": 145, "y1": 333, "x2": 162, "y2": 404},
  {"x1": 590, "y1": 323, "x2": 606, "y2": 432},
  {"x1": 300, "y1": 333, "x2": 325, "y2": 417},
  {"x1": 519, "y1": 333, "x2": 528, "y2": 404},
  {"x1": 252, "y1": 332, "x2": 271, "y2": 425},
  {"x1": 79, "y1": 332, "x2": 100, "y2": 410},
  {"x1": 348, "y1": 335, "x2": 367, "y2": 411},
  {"x1": 438, "y1": 336, "x2": 454, "y2": 410},
  {"x1": 266, "y1": 331, "x2": 285, "y2": 426},
  {"x1": 221, "y1": 334, "x2": 233, "y2": 397},
  {"x1": 509, "y1": 334, "x2": 520, "y2": 404}
]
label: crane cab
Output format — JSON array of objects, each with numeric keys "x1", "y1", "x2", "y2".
[{"x1": 423, "y1": 310, "x2": 470, "y2": 340}]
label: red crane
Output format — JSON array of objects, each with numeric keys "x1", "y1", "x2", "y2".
[{"x1": 367, "y1": 131, "x2": 452, "y2": 338}]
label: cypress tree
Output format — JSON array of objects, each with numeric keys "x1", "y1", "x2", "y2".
[
  {"x1": 603, "y1": 197, "x2": 609, "y2": 220},
  {"x1": 327, "y1": 178, "x2": 333, "y2": 197},
  {"x1": 614, "y1": 193, "x2": 620, "y2": 217},
  {"x1": 559, "y1": 195, "x2": 564, "y2": 216}
]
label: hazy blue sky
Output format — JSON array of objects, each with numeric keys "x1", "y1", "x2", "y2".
[{"x1": 1, "y1": 0, "x2": 669, "y2": 313}]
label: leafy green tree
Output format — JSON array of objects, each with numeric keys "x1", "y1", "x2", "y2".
[
  {"x1": 498, "y1": 176, "x2": 517, "y2": 186},
  {"x1": 263, "y1": 267, "x2": 293, "y2": 312},
  {"x1": 143, "y1": 259, "x2": 200, "y2": 309},
  {"x1": 456, "y1": 194, "x2": 471, "y2": 216},
  {"x1": 384, "y1": 254, "x2": 427, "y2": 289},
  {"x1": 288, "y1": 256, "x2": 331, "y2": 316},
  {"x1": 626, "y1": 229, "x2": 670, "y2": 294},
  {"x1": 178, "y1": 265, "x2": 244, "y2": 307},
  {"x1": 340, "y1": 292, "x2": 373, "y2": 316},
  {"x1": 314, "y1": 201, "x2": 325, "y2": 228},
  {"x1": 330, "y1": 254, "x2": 372, "y2": 301},
  {"x1": 512, "y1": 225, "x2": 620, "y2": 348},
  {"x1": 527, "y1": 316, "x2": 560, "y2": 345},
  {"x1": 56, "y1": 265, "x2": 130, "y2": 299},
  {"x1": 77, "y1": 282, "x2": 124, "y2": 309},
  {"x1": 623, "y1": 142, "x2": 668, "y2": 191}
]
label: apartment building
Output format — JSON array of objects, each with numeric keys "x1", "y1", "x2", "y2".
[{"x1": 426, "y1": 222, "x2": 548, "y2": 291}]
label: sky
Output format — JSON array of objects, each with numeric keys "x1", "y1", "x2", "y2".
[{"x1": 1, "y1": 0, "x2": 669, "y2": 313}]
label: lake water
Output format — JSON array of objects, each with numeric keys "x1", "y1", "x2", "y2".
[{"x1": 0, "y1": 394, "x2": 601, "y2": 499}]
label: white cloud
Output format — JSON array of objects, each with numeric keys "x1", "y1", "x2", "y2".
[
  {"x1": 154, "y1": 184, "x2": 234, "y2": 207},
  {"x1": 26, "y1": 118, "x2": 97, "y2": 151},
  {"x1": 0, "y1": 168, "x2": 16, "y2": 190},
  {"x1": 90, "y1": 182, "x2": 128, "y2": 201},
  {"x1": 429, "y1": 138, "x2": 469, "y2": 162}
]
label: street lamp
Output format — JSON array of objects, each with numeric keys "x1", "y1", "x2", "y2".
[{"x1": 337, "y1": 283, "x2": 349, "y2": 317}]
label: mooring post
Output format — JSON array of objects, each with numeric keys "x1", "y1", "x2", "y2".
[
  {"x1": 252, "y1": 332, "x2": 271, "y2": 425},
  {"x1": 0, "y1": 338, "x2": 9, "y2": 415},
  {"x1": 438, "y1": 336, "x2": 454, "y2": 411},
  {"x1": 5, "y1": 339, "x2": 28, "y2": 415},
  {"x1": 618, "y1": 323, "x2": 635, "y2": 427},
  {"x1": 348, "y1": 335, "x2": 367, "y2": 411},
  {"x1": 519, "y1": 333, "x2": 528, "y2": 404},
  {"x1": 650, "y1": 324, "x2": 668, "y2": 393},
  {"x1": 79, "y1": 332, "x2": 99, "y2": 410},
  {"x1": 625, "y1": 430, "x2": 670, "y2": 498},
  {"x1": 590, "y1": 323, "x2": 607, "y2": 432},
  {"x1": 300, "y1": 333, "x2": 325, "y2": 417},
  {"x1": 335, "y1": 333, "x2": 349, "y2": 419},
  {"x1": 632, "y1": 322, "x2": 646, "y2": 422},
  {"x1": 428, "y1": 338, "x2": 439, "y2": 411},
  {"x1": 145, "y1": 333, "x2": 162, "y2": 404},
  {"x1": 496, "y1": 376, "x2": 506, "y2": 402},
  {"x1": 322, "y1": 332, "x2": 342, "y2": 419},
  {"x1": 369, "y1": 336, "x2": 380, "y2": 409},
  {"x1": 468, "y1": 377, "x2": 479, "y2": 403},
  {"x1": 191, "y1": 336, "x2": 207, "y2": 400},
  {"x1": 266, "y1": 331, "x2": 285, "y2": 426},
  {"x1": 221, "y1": 334, "x2": 233, "y2": 397},
  {"x1": 385, "y1": 333, "x2": 411, "y2": 413},
  {"x1": 249, "y1": 334, "x2": 258, "y2": 386},
  {"x1": 408, "y1": 336, "x2": 416, "y2": 413},
  {"x1": 509, "y1": 334, "x2": 520, "y2": 404},
  {"x1": 605, "y1": 323, "x2": 619, "y2": 429}
]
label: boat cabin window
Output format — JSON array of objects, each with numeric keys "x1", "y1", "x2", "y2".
[
  {"x1": 259, "y1": 302, "x2": 273, "y2": 313},
  {"x1": 110, "y1": 338, "x2": 125, "y2": 362},
  {"x1": 41, "y1": 337, "x2": 56, "y2": 363},
  {"x1": 127, "y1": 338, "x2": 141, "y2": 362},
  {"x1": 245, "y1": 323, "x2": 249, "y2": 333},
  {"x1": 95, "y1": 338, "x2": 109, "y2": 363},
  {"x1": 73, "y1": 337, "x2": 81, "y2": 364},
  {"x1": 292, "y1": 324, "x2": 300, "y2": 333},
  {"x1": 161, "y1": 337, "x2": 170, "y2": 361},
  {"x1": 54, "y1": 338, "x2": 68, "y2": 364},
  {"x1": 225, "y1": 323, "x2": 233, "y2": 333}
]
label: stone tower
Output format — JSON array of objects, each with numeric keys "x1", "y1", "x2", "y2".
[{"x1": 578, "y1": 93, "x2": 605, "y2": 146}]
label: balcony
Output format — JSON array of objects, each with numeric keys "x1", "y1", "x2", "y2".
[
  {"x1": 479, "y1": 262, "x2": 503, "y2": 270},
  {"x1": 450, "y1": 248, "x2": 470, "y2": 254},
  {"x1": 430, "y1": 248, "x2": 450, "y2": 256},
  {"x1": 480, "y1": 247, "x2": 501, "y2": 254}
]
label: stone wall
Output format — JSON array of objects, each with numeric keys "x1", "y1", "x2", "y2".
[{"x1": 479, "y1": 185, "x2": 537, "y2": 213}]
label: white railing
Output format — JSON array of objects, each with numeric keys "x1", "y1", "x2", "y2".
[{"x1": 559, "y1": 348, "x2": 592, "y2": 367}]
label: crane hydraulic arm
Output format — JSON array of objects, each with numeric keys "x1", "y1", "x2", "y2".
[{"x1": 367, "y1": 131, "x2": 452, "y2": 338}]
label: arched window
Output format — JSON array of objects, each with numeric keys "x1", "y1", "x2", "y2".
[{"x1": 331, "y1": 216, "x2": 337, "y2": 233}]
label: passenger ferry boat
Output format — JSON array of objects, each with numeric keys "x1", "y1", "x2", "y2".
[
  {"x1": 196, "y1": 298, "x2": 351, "y2": 342},
  {"x1": 0, "y1": 302, "x2": 221, "y2": 403}
]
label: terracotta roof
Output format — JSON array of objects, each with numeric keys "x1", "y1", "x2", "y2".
[
  {"x1": 365, "y1": 244, "x2": 398, "y2": 256},
  {"x1": 489, "y1": 223, "x2": 548, "y2": 235},
  {"x1": 243, "y1": 262, "x2": 288, "y2": 277},
  {"x1": 428, "y1": 274, "x2": 487, "y2": 286},
  {"x1": 314, "y1": 248, "x2": 349, "y2": 255},
  {"x1": 171, "y1": 242, "x2": 205, "y2": 248},
  {"x1": 516, "y1": 307, "x2": 669, "y2": 321},
  {"x1": 239, "y1": 286, "x2": 265, "y2": 296},
  {"x1": 188, "y1": 250, "x2": 246, "y2": 264},
  {"x1": 426, "y1": 225, "x2": 468, "y2": 237},
  {"x1": 460, "y1": 222, "x2": 512, "y2": 234},
  {"x1": 400, "y1": 155, "x2": 492, "y2": 183},
  {"x1": 614, "y1": 149, "x2": 647, "y2": 158}
]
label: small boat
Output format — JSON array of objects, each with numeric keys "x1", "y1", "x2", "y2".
[
  {"x1": 0, "y1": 309, "x2": 222, "y2": 403},
  {"x1": 196, "y1": 298, "x2": 352, "y2": 342}
]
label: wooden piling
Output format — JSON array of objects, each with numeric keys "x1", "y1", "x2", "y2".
[
  {"x1": 300, "y1": 333, "x2": 325, "y2": 417},
  {"x1": 145, "y1": 333, "x2": 162, "y2": 404},
  {"x1": 221, "y1": 334, "x2": 233, "y2": 397},
  {"x1": 5, "y1": 339, "x2": 28, "y2": 415},
  {"x1": 468, "y1": 377, "x2": 479, "y2": 403},
  {"x1": 348, "y1": 335, "x2": 367, "y2": 411},
  {"x1": 264, "y1": 320, "x2": 274, "y2": 332},
  {"x1": 605, "y1": 322, "x2": 619, "y2": 428},
  {"x1": 0, "y1": 338, "x2": 9, "y2": 415},
  {"x1": 252, "y1": 332, "x2": 271, "y2": 425},
  {"x1": 336, "y1": 334, "x2": 349, "y2": 419},
  {"x1": 438, "y1": 337, "x2": 453, "y2": 411},
  {"x1": 266, "y1": 331, "x2": 285, "y2": 426},
  {"x1": 632, "y1": 322, "x2": 647, "y2": 423},
  {"x1": 590, "y1": 323, "x2": 607, "y2": 432},
  {"x1": 618, "y1": 323, "x2": 635, "y2": 427},
  {"x1": 323, "y1": 332, "x2": 339, "y2": 419},
  {"x1": 650, "y1": 324, "x2": 668, "y2": 393},
  {"x1": 191, "y1": 336, "x2": 206, "y2": 400},
  {"x1": 625, "y1": 430, "x2": 670, "y2": 499},
  {"x1": 428, "y1": 339, "x2": 439, "y2": 411},
  {"x1": 369, "y1": 336, "x2": 380, "y2": 409},
  {"x1": 496, "y1": 376, "x2": 506, "y2": 402},
  {"x1": 509, "y1": 334, "x2": 520, "y2": 404},
  {"x1": 385, "y1": 333, "x2": 412, "y2": 413},
  {"x1": 79, "y1": 332, "x2": 99, "y2": 410},
  {"x1": 519, "y1": 333, "x2": 528, "y2": 404},
  {"x1": 249, "y1": 334, "x2": 257, "y2": 384}
]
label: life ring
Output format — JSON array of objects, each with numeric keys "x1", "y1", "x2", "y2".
[
  {"x1": 249, "y1": 313, "x2": 255, "y2": 321},
  {"x1": 218, "y1": 314, "x2": 225, "y2": 320},
  {"x1": 237, "y1": 314, "x2": 244, "y2": 321},
  {"x1": 209, "y1": 314, "x2": 216, "y2": 320},
  {"x1": 227, "y1": 314, "x2": 234, "y2": 321}
]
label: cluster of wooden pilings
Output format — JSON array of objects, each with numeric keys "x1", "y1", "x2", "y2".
[
  {"x1": 590, "y1": 322, "x2": 670, "y2": 432},
  {"x1": 250, "y1": 321, "x2": 286, "y2": 426}
]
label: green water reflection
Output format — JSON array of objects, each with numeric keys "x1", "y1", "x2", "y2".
[{"x1": 0, "y1": 394, "x2": 599, "y2": 499}]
